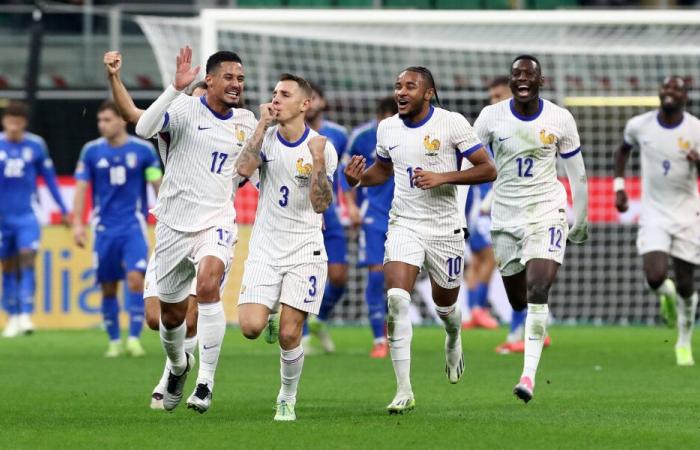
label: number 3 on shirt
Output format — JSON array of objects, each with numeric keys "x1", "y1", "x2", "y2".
[{"x1": 279, "y1": 186, "x2": 289, "y2": 207}]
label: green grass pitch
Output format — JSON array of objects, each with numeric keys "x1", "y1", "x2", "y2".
[{"x1": 1, "y1": 326, "x2": 699, "y2": 449}]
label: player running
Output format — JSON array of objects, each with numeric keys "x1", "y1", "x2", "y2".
[
  {"x1": 614, "y1": 75, "x2": 700, "y2": 366},
  {"x1": 1, "y1": 101, "x2": 68, "y2": 338},
  {"x1": 345, "y1": 67, "x2": 496, "y2": 414},
  {"x1": 344, "y1": 96, "x2": 398, "y2": 358},
  {"x1": 236, "y1": 73, "x2": 338, "y2": 421},
  {"x1": 474, "y1": 55, "x2": 588, "y2": 403},
  {"x1": 72, "y1": 100, "x2": 162, "y2": 358},
  {"x1": 135, "y1": 46, "x2": 257, "y2": 412}
]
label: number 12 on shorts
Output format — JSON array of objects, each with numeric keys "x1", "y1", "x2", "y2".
[{"x1": 548, "y1": 226, "x2": 563, "y2": 251}]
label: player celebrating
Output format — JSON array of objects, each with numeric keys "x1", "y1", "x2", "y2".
[
  {"x1": 614, "y1": 75, "x2": 700, "y2": 366},
  {"x1": 236, "y1": 74, "x2": 338, "y2": 421},
  {"x1": 344, "y1": 96, "x2": 398, "y2": 358},
  {"x1": 135, "y1": 47, "x2": 257, "y2": 412},
  {"x1": 345, "y1": 67, "x2": 496, "y2": 414},
  {"x1": 72, "y1": 100, "x2": 162, "y2": 357},
  {"x1": 301, "y1": 82, "x2": 349, "y2": 354},
  {"x1": 1, "y1": 101, "x2": 68, "y2": 338},
  {"x1": 474, "y1": 55, "x2": 588, "y2": 403}
]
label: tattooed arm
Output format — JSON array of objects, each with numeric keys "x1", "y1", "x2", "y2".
[
  {"x1": 236, "y1": 103, "x2": 275, "y2": 178},
  {"x1": 308, "y1": 136, "x2": 334, "y2": 213}
]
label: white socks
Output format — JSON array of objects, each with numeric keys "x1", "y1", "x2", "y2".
[
  {"x1": 435, "y1": 304, "x2": 461, "y2": 349},
  {"x1": 160, "y1": 319, "x2": 187, "y2": 375},
  {"x1": 158, "y1": 335, "x2": 197, "y2": 391},
  {"x1": 387, "y1": 288, "x2": 412, "y2": 395},
  {"x1": 278, "y1": 345, "x2": 305, "y2": 404},
  {"x1": 677, "y1": 292, "x2": 698, "y2": 348},
  {"x1": 653, "y1": 278, "x2": 676, "y2": 297},
  {"x1": 197, "y1": 301, "x2": 226, "y2": 386},
  {"x1": 522, "y1": 303, "x2": 549, "y2": 383}
]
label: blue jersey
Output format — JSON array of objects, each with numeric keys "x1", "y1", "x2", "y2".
[
  {"x1": 318, "y1": 120, "x2": 348, "y2": 195},
  {"x1": 347, "y1": 120, "x2": 394, "y2": 231},
  {"x1": 75, "y1": 136, "x2": 160, "y2": 235},
  {"x1": 0, "y1": 132, "x2": 67, "y2": 219}
]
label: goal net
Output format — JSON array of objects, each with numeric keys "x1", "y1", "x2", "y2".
[{"x1": 136, "y1": 9, "x2": 700, "y2": 325}]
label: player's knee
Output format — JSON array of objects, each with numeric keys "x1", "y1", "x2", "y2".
[
  {"x1": 196, "y1": 277, "x2": 220, "y2": 300},
  {"x1": 278, "y1": 325, "x2": 302, "y2": 349},
  {"x1": 239, "y1": 315, "x2": 265, "y2": 340},
  {"x1": 144, "y1": 298, "x2": 160, "y2": 330},
  {"x1": 526, "y1": 279, "x2": 551, "y2": 304},
  {"x1": 126, "y1": 272, "x2": 144, "y2": 293},
  {"x1": 328, "y1": 266, "x2": 348, "y2": 286},
  {"x1": 101, "y1": 283, "x2": 118, "y2": 298},
  {"x1": 645, "y1": 270, "x2": 666, "y2": 290},
  {"x1": 160, "y1": 311, "x2": 184, "y2": 329},
  {"x1": 145, "y1": 313, "x2": 160, "y2": 331}
]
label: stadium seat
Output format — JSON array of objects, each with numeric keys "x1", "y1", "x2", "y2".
[
  {"x1": 436, "y1": 0, "x2": 482, "y2": 8},
  {"x1": 383, "y1": 0, "x2": 433, "y2": 8},
  {"x1": 532, "y1": 0, "x2": 578, "y2": 8}
]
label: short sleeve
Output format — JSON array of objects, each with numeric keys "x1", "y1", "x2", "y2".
[
  {"x1": 325, "y1": 141, "x2": 338, "y2": 181},
  {"x1": 473, "y1": 108, "x2": 491, "y2": 149},
  {"x1": 622, "y1": 117, "x2": 639, "y2": 149},
  {"x1": 375, "y1": 122, "x2": 391, "y2": 162},
  {"x1": 74, "y1": 144, "x2": 92, "y2": 182},
  {"x1": 451, "y1": 112, "x2": 483, "y2": 157},
  {"x1": 557, "y1": 109, "x2": 582, "y2": 159}
]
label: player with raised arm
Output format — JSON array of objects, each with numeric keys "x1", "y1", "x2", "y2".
[
  {"x1": 1, "y1": 102, "x2": 68, "y2": 338},
  {"x1": 474, "y1": 55, "x2": 588, "y2": 403},
  {"x1": 105, "y1": 50, "x2": 204, "y2": 408},
  {"x1": 72, "y1": 100, "x2": 162, "y2": 358},
  {"x1": 236, "y1": 74, "x2": 338, "y2": 421},
  {"x1": 345, "y1": 67, "x2": 496, "y2": 414},
  {"x1": 344, "y1": 96, "x2": 398, "y2": 358},
  {"x1": 135, "y1": 46, "x2": 257, "y2": 412},
  {"x1": 614, "y1": 76, "x2": 700, "y2": 366},
  {"x1": 301, "y1": 81, "x2": 349, "y2": 354}
]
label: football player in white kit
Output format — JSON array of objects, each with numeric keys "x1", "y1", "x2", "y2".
[
  {"x1": 135, "y1": 46, "x2": 257, "y2": 412},
  {"x1": 236, "y1": 73, "x2": 337, "y2": 421},
  {"x1": 474, "y1": 55, "x2": 589, "y2": 403},
  {"x1": 614, "y1": 75, "x2": 700, "y2": 366},
  {"x1": 345, "y1": 67, "x2": 496, "y2": 414}
]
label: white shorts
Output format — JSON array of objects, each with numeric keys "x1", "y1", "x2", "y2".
[
  {"x1": 384, "y1": 225, "x2": 466, "y2": 289},
  {"x1": 154, "y1": 222, "x2": 236, "y2": 303},
  {"x1": 637, "y1": 222, "x2": 700, "y2": 265},
  {"x1": 238, "y1": 258, "x2": 328, "y2": 315},
  {"x1": 491, "y1": 214, "x2": 568, "y2": 277},
  {"x1": 143, "y1": 252, "x2": 231, "y2": 300}
]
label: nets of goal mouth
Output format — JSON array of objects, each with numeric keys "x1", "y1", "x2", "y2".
[{"x1": 137, "y1": 11, "x2": 700, "y2": 325}]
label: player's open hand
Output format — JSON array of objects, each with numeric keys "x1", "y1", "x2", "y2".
[
  {"x1": 568, "y1": 222, "x2": 588, "y2": 244},
  {"x1": 615, "y1": 190, "x2": 629, "y2": 213},
  {"x1": 72, "y1": 223, "x2": 87, "y2": 248},
  {"x1": 103, "y1": 51, "x2": 122, "y2": 77},
  {"x1": 259, "y1": 103, "x2": 277, "y2": 127},
  {"x1": 173, "y1": 46, "x2": 200, "y2": 91},
  {"x1": 308, "y1": 136, "x2": 327, "y2": 160},
  {"x1": 412, "y1": 168, "x2": 444, "y2": 189},
  {"x1": 344, "y1": 155, "x2": 366, "y2": 187}
]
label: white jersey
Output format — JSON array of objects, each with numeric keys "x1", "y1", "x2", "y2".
[
  {"x1": 376, "y1": 106, "x2": 482, "y2": 238},
  {"x1": 474, "y1": 98, "x2": 581, "y2": 230},
  {"x1": 624, "y1": 110, "x2": 700, "y2": 231},
  {"x1": 248, "y1": 125, "x2": 338, "y2": 266},
  {"x1": 150, "y1": 95, "x2": 257, "y2": 232}
]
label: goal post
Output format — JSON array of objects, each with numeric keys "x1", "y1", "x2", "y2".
[{"x1": 137, "y1": 9, "x2": 700, "y2": 324}]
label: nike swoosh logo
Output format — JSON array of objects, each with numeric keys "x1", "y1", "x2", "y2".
[
  {"x1": 447, "y1": 278, "x2": 456, "y2": 282},
  {"x1": 528, "y1": 337, "x2": 541, "y2": 341},
  {"x1": 203, "y1": 344, "x2": 219, "y2": 350},
  {"x1": 498, "y1": 137, "x2": 512, "y2": 142},
  {"x1": 389, "y1": 145, "x2": 399, "y2": 150},
  {"x1": 303, "y1": 298, "x2": 315, "y2": 303},
  {"x1": 198, "y1": 126, "x2": 211, "y2": 130}
]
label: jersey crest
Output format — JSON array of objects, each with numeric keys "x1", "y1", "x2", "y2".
[
  {"x1": 295, "y1": 157, "x2": 313, "y2": 186},
  {"x1": 539, "y1": 129, "x2": 557, "y2": 146},
  {"x1": 22, "y1": 147, "x2": 33, "y2": 162},
  {"x1": 126, "y1": 152, "x2": 137, "y2": 169},
  {"x1": 423, "y1": 135, "x2": 440, "y2": 156},
  {"x1": 678, "y1": 137, "x2": 692, "y2": 152},
  {"x1": 236, "y1": 126, "x2": 246, "y2": 147}
]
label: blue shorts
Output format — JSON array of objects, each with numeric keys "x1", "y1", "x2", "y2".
[
  {"x1": 93, "y1": 230, "x2": 148, "y2": 283},
  {"x1": 323, "y1": 206, "x2": 347, "y2": 265},
  {"x1": 468, "y1": 215, "x2": 492, "y2": 253},
  {"x1": 0, "y1": 213, "x2": 40, "y2": 259},
  {"x1": 359, "y1": 224, "x2": 387, "y2": 266}
]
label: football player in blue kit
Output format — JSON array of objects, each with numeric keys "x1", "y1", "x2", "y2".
[
  {"x1": 1, "y1": 101, "x2": 69, "y2": 338},
  {"x1": 72, "y1": 100, "x2": 162, "y2": 357}
]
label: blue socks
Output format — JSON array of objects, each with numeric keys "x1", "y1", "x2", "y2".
[
  {"x1": 2, "y1": 271, "x2": 19, "y2": 315},
  {"x1": 468, "y1": 282, "x2": 489, "y2": 309},
  {"x1": 102, "y1": 296, "x2": 120, "y2": 341},
  {"x1": 127, "y1": 289, "x2": 144, "y2": 339},
  {"x1": 510, "y1": 308, "x2": 527, "y2": 334},
  {"x1": 366, "y1": 271, "x2": 386, "y2": 340},
  {"x1": 302, "y1": 321, "x2": 309, "y2": 337},
  {"x1": 19, "y1": 267, "x2": 35, "y2": 314},
  {"x1": 317, "y1": 282, "x2": 346, "y2": 322}
]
